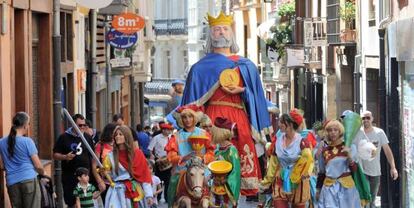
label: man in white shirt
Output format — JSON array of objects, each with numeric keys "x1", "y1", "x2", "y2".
[
  {"x1": 148, "y1": 123, "x2": 173, "y2": 203},
  {"x1": 360, "y1": 111, "x2": 398, "y2": 208}
]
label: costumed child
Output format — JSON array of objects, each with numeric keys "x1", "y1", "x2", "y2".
[
  {"x1": 73, "y1": 167, "x2": 102, "y2": 208},
  {"x1": 208, "y1": 117, "x2": 241, "y2": 207},
  {"x1": 260, "y1": 110, "x2": 314, "y2": 208},
  {"x1": 102, "y1": 125, "x2": 154, "y2": 208},
  {"x1": 317, "y1": 120, "x2": 361, "y2": 207},
  {"x1": 165, "y1": 105, "x2": 214, "y2": 208},
  {"x1": 148, "y1": 160, "x2": 162, "y2": 208}
]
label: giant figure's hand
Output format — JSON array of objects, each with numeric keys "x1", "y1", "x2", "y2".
[{"x1": 222, "y1": 86, "x2": 245, "y2": 94}]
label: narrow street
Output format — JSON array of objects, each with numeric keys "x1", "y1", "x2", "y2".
[
  {"x1": 0, "y1": 0, "x2": 413, "y2": 208},
  {"x1": 156, "y1": 196, "x2": 261, "y2": 208}
]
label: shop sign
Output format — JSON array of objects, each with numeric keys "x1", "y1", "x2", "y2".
[
  {"x1": 286, "y1": 48, "x2": 304, "y2": 67},
  {"x1": 77, "y1": 70, "x2": 87, "y2": 92},
  {"x1": 74, "y1": 0, "x2": 113, "y2": 9},
  {"x1": 106, "y1": 28, "x2": 138, "y2": 49},
  {"x1": 110, "y1": 58, "x2": 131, "y2": 68},
  {"x1": 112, "y1": 13, "x2": 145, "y2": 34}
]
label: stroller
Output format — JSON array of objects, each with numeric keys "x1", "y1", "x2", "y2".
[{"x1": 38, "y1": 174, "x2": 57, "y2": 208}]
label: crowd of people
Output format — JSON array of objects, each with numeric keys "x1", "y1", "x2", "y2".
[
  {"x1": 0, "y1": 11, "x2": 400, "y2": 208},
  {"x1": 0, "y1": 108, "x2": 400, "y2": 208}
]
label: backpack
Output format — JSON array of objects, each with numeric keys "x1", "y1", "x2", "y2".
[{"x1": 38, "y1": 175, "x2": 57, "y2": 208}]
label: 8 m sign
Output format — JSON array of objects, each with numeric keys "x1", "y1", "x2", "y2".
[{"x1": 112, "y1": 13, "x2": 145, "y2": 34}]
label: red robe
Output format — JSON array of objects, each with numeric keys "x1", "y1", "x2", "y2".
[
  {"x1": 119, "y1": 148, "x2": 152, "y2": 184},
  {"x1": 205, "y1": 55, "x2": 261, "y2": 196}
]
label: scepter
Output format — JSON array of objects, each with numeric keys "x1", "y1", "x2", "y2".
[{"x1": 61, "y1": 108, "x2": 115, "y2": 187}]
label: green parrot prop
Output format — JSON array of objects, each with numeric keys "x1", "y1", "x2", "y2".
[
  {"x1": 342, "y1": 111, "x2": 362, "y2": 147},
  {"x1": 342, "y1": 111, "x2": 372, "y2": 205}
]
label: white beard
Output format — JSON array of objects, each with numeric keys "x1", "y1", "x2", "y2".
[{"x1": 211, "y1": 36, "x2": 232, "y2": 48}]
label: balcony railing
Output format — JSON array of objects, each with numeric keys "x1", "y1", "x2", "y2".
[
  {"x1": 99, "y1": 0, "x2": 129, "y2": 15},
  {"x1": 154, "y1": 19, "x2": 188, "y2": 36}
]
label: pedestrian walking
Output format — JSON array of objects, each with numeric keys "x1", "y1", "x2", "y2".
[
  {"x1": 148, "y1": 123, "x2": 173, "y2": 203},
  {"x1": 137, "y1": 124, "x2": 151, "y2": 158},
  {"x1": 53, "y1": 114, "x2": 102, "y2": 208},
  {"x1": 73, "y1": 167, "x2": 101, "y2": 208},
  {"x1": 102, "y1": 125, "x2": 153, "y2": 208},
  {"x1": 0, "y1": 112, "x2": 44, "y2": 208},
  {"x1": 317, "y1": 120, "x2": 362, "y2": 207},
  {"x1": 166, "y1": 79, "x2": 185, "y2": 113},
  {"x1": 148, "y1": 160, "x2": 162, "y2": 208},
  {"x1": 112, "y1": 114, "x2": 124, "y2": 126},
  {"x1": 85, "y1": 119, "x2": 100, "y2": 144},
  {"x1": 360, "y1": 110, "x2": 398, "y2": 208}
]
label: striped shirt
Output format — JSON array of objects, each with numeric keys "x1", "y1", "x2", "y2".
[{"x1": 73, "y1": 183, "x2": 97, "y2": 208}]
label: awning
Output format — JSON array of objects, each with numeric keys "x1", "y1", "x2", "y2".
[
  {"x1": 144, "y1": 94, "x2": 171, "y2": 101},
  {"x1": 144, "y1": 79, "x2": 175, "y2": 94},
  {"x1": 148, "y1": 101, "x2": 168, "y2": 107}
]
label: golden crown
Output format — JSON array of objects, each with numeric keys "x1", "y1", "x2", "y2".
[{"x1": 206, "y1": 11, "x2": 233, "y2": 27}]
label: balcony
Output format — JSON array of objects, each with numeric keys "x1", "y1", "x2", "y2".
[
  {"x1": 99, "y1": 0, "x2": 129, "y2": 15},
  {"x1": 154, "y1": 19, "x2": 188, "y2": 36}
]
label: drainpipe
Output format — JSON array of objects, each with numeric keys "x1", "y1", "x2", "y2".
[
  {"x1": 130, "y1": 76, "x2": 136, "y2": 127},
  {"x1": 378, "y1": 0, "x2": 392, "y2": 207},
  {"x1": 52, "y1": 0, "x2": 63, "y2": 207},
  {"x1": 353, "y1": 55, "x2": 362, "y2": 113},
  {"x1": 138, "y1": 82, "x2": 145, "y2": 125},
  {"x1": 87, "y1": 10, "x2": 97, "y2": 126}
]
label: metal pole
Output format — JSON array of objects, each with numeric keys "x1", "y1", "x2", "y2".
[
  {"x1": 87, "y1": 10, "x2": 97, "y2": 127},
  {"x1": 52, "y1": 0, "x2": 63, "y2": 207},
  {"x1": 305, "y1": 69, "x2": 313, "y2": 127},
  {"x1": 130, "y1": 76, "x2": 136, "y2": 127},
  {"x1": 104, "y1": 16, "x2": 112, "y2": 124}
]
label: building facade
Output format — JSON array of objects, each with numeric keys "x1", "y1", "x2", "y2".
[
  {"x1": 144, "y1": 0, "x2": 188, "y2": 124},
  {"x1": 0, "y1": 0, "x2": 54, "y2": 206}
]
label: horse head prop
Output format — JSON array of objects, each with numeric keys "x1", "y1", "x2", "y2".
[
  {"x1": 185, "y1": 156, "x2": 206, "y2": 198},
  {"x1": 174, "y1": 156, "x2": 209, "y2": 208}
]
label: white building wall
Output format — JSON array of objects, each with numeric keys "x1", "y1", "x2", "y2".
[
  {"x1": 187, "y1": 0, "x2": 217, "y2": 68},
  {"x1": 153, "y1": 0, "x2": 188, "y2": 80},
  {"x1": 360, "y1": 0, "x2": 380, "y2": 57},
  {"x1": 234, "y1": 10, "x2": 245, "y2": 57},
  {"x1": 247, "y1": 8, "x2": 258, "y2": 65},
  {"x1": 360, "y1": 0, "x2": 381, "y2": 111},
  {"x1": 153, "y1": 39, "x2": 188, "y2": 79}
]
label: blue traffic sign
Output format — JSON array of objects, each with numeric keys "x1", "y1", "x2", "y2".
[{"x1": 106, "y1": 28, "x2": 138, "y2": 49}]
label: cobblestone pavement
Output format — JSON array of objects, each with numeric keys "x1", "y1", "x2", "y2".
[{"x1": 157, "y1": 196, "x2": 261, "y2": 208}]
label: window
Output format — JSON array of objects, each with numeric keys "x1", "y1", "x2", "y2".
[
  {"x1": 166, "y1": 50, "x2": 171, "y2": 78},
  {"x1": 326, "y1": 0, "x2": 340, "y2": 43},
  {"x1": 183, "y1": 50, "x2": 188, "y2": 72},
  {"x1": 60, "y1": 11, "x2": 73, "y2": 62},
  {"x1": 368, "y1": 0, "x2": 376, "y2": 27},
  {"x1": 380, "y1": 0, "x2": 390, "y2": 21},
  {"x1": 76, "y1": 15, "x2": 85, "y2": 68}
]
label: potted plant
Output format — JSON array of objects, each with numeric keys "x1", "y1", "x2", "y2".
[
  {"x1": 266, "y1": 22, "x2": 292, "y2": 63},
  {"x1": 339, "y1": 1, "x2": 356, "y2": 42},
  {"x1": 277, "y1": 1, "x2": 295, "y2": 23},
  {"x1": 265, "y1": 1, "x2": 295, "y2": 63}
]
